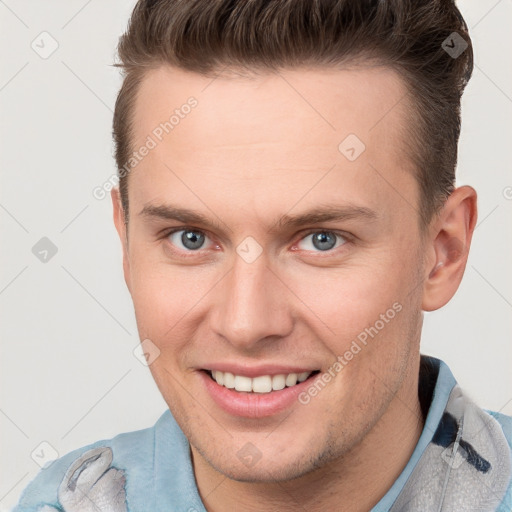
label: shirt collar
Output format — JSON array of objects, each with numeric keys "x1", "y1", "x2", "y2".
[{"x1": 371, "y1": 356, "x2": 457, "y2": 511}]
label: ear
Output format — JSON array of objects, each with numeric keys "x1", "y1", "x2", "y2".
[
  {"x1": 111, "y1": 187, "x2": 132, "y2": 294},
  {"x1": 422, "y1": 185, "x2": 478, "y2": 311}
]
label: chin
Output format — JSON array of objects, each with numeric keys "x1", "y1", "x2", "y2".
[
  {"x1": 216, "y1": 458, "x2": 313, "y2": 483},
  {"x1": 197, "y1": 438, "x2": 332, "y2": 484}
]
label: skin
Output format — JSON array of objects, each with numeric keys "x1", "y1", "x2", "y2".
[{"x1": 112, "y1": 65, "x2": 477, "y2": 511}]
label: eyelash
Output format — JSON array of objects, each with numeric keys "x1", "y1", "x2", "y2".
[{"x1": 160, "y1": 227, "x2": 352, "y2": 258}]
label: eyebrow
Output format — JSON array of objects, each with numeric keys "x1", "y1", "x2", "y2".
[
  {"x1": 139, "y1": 203, "x2": 379, "y2": 234},
  {"x1": 273, "y1": 204, "x2": 379, "y2": 232}
]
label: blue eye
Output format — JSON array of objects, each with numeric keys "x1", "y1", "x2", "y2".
[
  {"x1": 164, "y1": 228, "x2": 348, "y2": 256},
  {"x1": 297, "y1": 231, "x2": 347, "y2": 252},
  {"x1": 167, "y1": 229, "x2": 209, "y2": 251}
]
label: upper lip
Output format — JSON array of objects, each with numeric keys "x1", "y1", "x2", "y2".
[{"x1": 202, "y1": 363, "x2": 320, "y2": 378}]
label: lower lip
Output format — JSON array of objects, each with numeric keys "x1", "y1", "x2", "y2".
[{"x1": 199, "y1": 370, "x2": 318, "y2": 418}]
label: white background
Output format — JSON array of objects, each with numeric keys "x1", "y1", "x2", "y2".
[{"x1": 1, "y1": 1, "x2": 511, "y2": 509}]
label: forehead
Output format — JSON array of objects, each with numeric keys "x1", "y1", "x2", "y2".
[
  {"x1": 132, "y1": 64, "x2": 411, "y2": 153},
  {"x1": 127, "y1": 64, "x2": 418, "y2": 230}
]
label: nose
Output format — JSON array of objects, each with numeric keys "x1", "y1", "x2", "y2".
[{"x1": 209, "y1": 250, "x2": 294, "y2": 352}]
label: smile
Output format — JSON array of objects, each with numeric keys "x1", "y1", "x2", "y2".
[
  {"x1": 200, "y1": 368, "x2": 322, "y2": 417},
  {"x1": 207, "y1": 369, "x2": 320, "y2": 393}
]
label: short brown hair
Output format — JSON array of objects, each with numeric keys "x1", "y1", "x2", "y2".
[{"x1": 112, "y1": 0, "x2": 473, "y2": 229}]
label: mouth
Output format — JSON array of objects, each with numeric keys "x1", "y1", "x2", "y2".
[
  {"x1": 199, "y1": 367, "x2": 324, "y2": 418},
  {"x1": 202, "y1": 369, "x2": 321, "y2": 394}
]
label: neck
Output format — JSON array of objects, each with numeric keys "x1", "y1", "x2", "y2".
[{"x1": 192, "y1": 357, "x2": 424, "y2": 512}]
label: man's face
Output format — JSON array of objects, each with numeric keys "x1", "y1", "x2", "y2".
[{"x1": 114, "y1": 65, "x2": 428, "y2": 481}]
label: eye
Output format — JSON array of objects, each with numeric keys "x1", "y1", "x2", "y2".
[
  {"x1": 166, "y1": 228, "x2": 213, "y2": 252},
  {"x1": 163, "y1": 227, "x2": 349, "y2": 256},
  {"x1": 296, "y1": 230, "x2": 348, "y2": 252}
]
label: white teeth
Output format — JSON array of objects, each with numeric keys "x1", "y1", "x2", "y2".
[
  {"x1": 252, "y1": 375, "x2": 272, "y2": 393},
  {"x1": 223, "y1": 371, "x2": 235, "y2": 389},
  {"x1": 297, "y1": 371, "x2": 310, "y2": 382},
  {"x1": 210, "y1": 370, "x2": 313, "y2": 393},
  {"x1": 234, "y1": 375, "x2": 252, "y2": 392},
  {"x1": 272, "y1": 374, "x2": 286, "y2": 390},
  {"x1": 285, "y1": 373, "x2": 298, "y2": 387},
  {"x1": 214, "y1": 370, "x2": 223, "y2": 386}
]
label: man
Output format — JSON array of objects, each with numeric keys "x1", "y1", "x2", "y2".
[{"x1": 14, "y1": 0, "x2": 512, "y2": 510}]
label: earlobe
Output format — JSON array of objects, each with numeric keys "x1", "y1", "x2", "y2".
[
  {"x1": 421, "y1": 186, "x2": 477, "y2": 312},
  {"x1": 111, "y1": 188, "x2": 132, "y2": 294}
]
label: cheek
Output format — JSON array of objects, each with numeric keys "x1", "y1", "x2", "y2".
[
  {"x1": 128, "y1": 253, "x2": 225, "y2": 370},
  {"x1": 287, "y1": 247, "x2": 421, "y2": 372},
  {"x1": 290, "y1": 260, "x2": 402, "y2": 328},
  {"x1": 128, "y1": 254, "x2": 198, "y2": 339}
]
